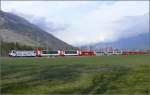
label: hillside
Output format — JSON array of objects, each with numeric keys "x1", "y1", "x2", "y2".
[
  {"x1": 0, "y1": 10, "x2": 74, "y2": 50},
  {"x1": 93, "y1": 33, "x2": 149, "y2": 50},
  {"x1": 92, "y1": 14, "x2": 149, "y2": 50}
]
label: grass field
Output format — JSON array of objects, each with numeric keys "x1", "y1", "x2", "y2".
[{"x1": 0, "y1": 55, "x2": 150, "y2": 95}]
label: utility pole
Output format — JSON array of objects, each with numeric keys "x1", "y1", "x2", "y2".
[
  {"x1": 149, "y1": 26, "x2": 150, "y2": 55},
  {"x1": 0, "y1": 35, "x2": 3, "y2": 57},
  {"x1": 148, "y1": 0, "x2": 150, "y2": 55},
  {"x1": 149, "y1": 7, "x2": 150, "y2": 55},
  {"x1": 0, "y1": 0, "x2": 2, "y2": 56},
  {"x1": 0, "y1": 0, "x2": 1, "y2": 11}
]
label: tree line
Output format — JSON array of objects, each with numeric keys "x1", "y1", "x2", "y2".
[
  {"x1": 0, "y1": 41, "x2": 35, "y2": 56},
  {"x1": 0, "y1": 41, "x2": 64, "y2": 56}
]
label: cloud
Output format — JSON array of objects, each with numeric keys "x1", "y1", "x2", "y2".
[
  {"x1": 115, "y1": 13, "x2": 149, "y2": 39},
  {"x1": 2, "y1": 1, "x2": 149, "y2": 46},
  {"x1": 6, "y1": 11, "x2": 68, "y2": 34},
  {"x1": 55, "y1": 1, "x2": 149, "y2": 45}
]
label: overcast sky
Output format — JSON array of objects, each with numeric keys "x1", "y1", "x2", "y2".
[{"x1": 2, "y1": 1, "x2": 149, "y2": 46}]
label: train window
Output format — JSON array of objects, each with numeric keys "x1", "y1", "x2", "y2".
[
  {"x1": 65, "y1": 51, "x2": 77, "y2": 54},
  {"x1": 117, "y1": 51, "x2": 121, "y2": 53},
  {"x1": 42, "y1": 51, "x2": 58, "y2": 54},
  {"x1": 42, "y1": 51, "x2": 48, "y2": 54},
  {"x1": 96, "y1": 52, "x2": 104, "y2": 53},
  {"x1": 48, "y1": 51, "x2": 58, "y2": 54}
]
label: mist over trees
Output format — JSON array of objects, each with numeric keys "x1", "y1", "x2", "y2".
[{"x1": 0, "y1": 41, "x2": 34, "y2": 56}]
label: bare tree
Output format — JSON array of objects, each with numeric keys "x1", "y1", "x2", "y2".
[
  {"x1": 89, "y1": 44, "x2": 94, "y2": 51},
  {"x1": 79, "y1": 45, "x2": 88, "y2": 50}
]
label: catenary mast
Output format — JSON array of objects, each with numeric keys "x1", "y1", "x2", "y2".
[{"x1": 0, "y1": 0, "x2": 1, "y2": 11}]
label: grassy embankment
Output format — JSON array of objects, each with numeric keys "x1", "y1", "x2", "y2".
[{"x1": 0, "y1": 55, "x2": 149, "y2": 94}]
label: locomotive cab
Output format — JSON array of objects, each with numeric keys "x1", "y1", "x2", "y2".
[{"x1": 9, "y1": 50, "x2": 16, "y2": 57}]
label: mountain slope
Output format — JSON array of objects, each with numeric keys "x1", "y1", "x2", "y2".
[
  {"x1": 94, "y1": 33, "x2": 149, "y2": 50},
  {"x1": 0, "y1": 10, "x2": 74, "y2": 49}
]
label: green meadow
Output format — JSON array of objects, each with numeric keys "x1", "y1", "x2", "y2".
[{"x1": 0, "y1": 55, "x2": 150, "y2": 95}]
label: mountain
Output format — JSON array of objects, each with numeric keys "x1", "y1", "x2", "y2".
[
  {"x1": 0, "y1": 10, "x2": 75, "y2": 50},
  {"x1": 93, "y1": 33, "x2": 149, "y2": 50},
  {"x1": 92, "y1": 14, "x2": 149, "y2": 50}
]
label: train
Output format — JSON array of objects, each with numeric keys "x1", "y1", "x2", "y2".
[
  {"x1": 122, "y1": 51, "x2": 148, "y2": 55},
  {"x1": 9, "y1": 50, "x2": 36, "y2": 57},
  {"x1": 9, "y1": 49, "x2": 96, "y2": 57},
  {"x1": 9, "y1": 48, "x2": 148, "y2": 57}
]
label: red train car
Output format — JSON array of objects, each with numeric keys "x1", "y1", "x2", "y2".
[
  {"x1": 122, "y1": 51, "x2": 148, "y2": 55},
  {"x1": 36, "y1": 48, "x2": 96, "y2": 56},
  {"x1": 79, "y1": 51, "x2": 96, "y2": 56}
]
